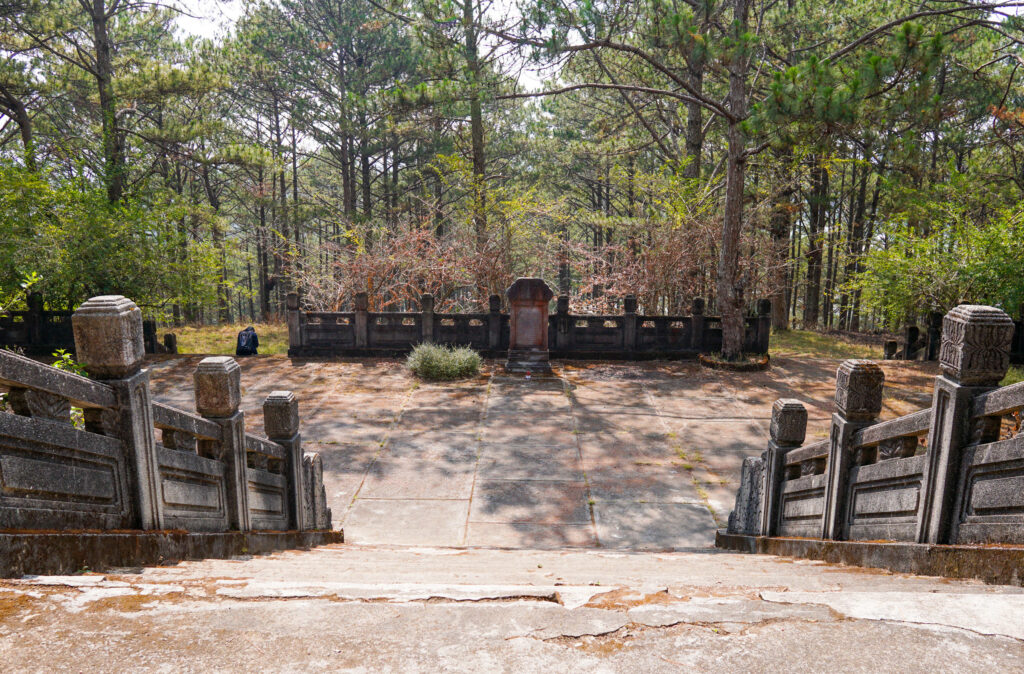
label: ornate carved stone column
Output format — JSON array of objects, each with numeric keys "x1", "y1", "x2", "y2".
[
  {"x1": 822, "y1": 360, "x2": 884, "y2": 539},
  {"x1": 917, "y1": 305, "x2": 1013, "y2": 544},
  {"x1": 264, "y1": 390, "x2": 306, "y2": 531},
  {"x1": 758, "y1": 399, "x2": 808, "y2": 537},
  {"x1": 72, "y1": 295, "x2": 163, "y2": 530},
  {"x1": 195, "y1": 356, "x2": 250, "y2": 532},
  {"x1": 505, "y1": 278, "x2": 554, "y2": 374}
]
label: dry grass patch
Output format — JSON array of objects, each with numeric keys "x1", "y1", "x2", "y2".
[{"x1": 175, "y1": 322, "x2": 289, "y2": 355}]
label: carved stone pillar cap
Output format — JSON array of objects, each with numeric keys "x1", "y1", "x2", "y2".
[
  {"x1": 770, "y1": 398, "x2": 807, "y2": 445},
  {"x1": 264, "y1": 390, "x2": 299, "y2": 438},
  {"x1": 72, "y1": 295, "x2": 145, "y2": 378},
  {"x1": 835, "y1": 359, "x2": 884, "y2": 421},
  {"x1": 194, "y1": 356, "x2": 241, "y2": 418},
  {"x1": 940, "y1": 304, "x2": 1014, "y2": 385}
]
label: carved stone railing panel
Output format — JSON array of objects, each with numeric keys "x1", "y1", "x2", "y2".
[
  {"x1": 730, "y1": 303, "x2": 1024, "y2": 547},
  {"x1": 0, "y1": 412, "x2": 133, "y2": 530},
  {"x1": 287, "y1": 293, "x2": 771, "y2": 359}
]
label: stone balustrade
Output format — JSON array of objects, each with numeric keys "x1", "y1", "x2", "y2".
[
  {"x1": 287, "y1": 289, "x2": 772, "y2": 359},
  {"x1": 0, "y1": 295, "x2": 330, "y2": 534},
  {"x1": 729, "y1": 304, "x2": 1024, "y2": 546},
  {"x1": 0, "y1": 292, "x2": 175, "y2": 355}
]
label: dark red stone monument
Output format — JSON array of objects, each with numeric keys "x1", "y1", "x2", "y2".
[{"x1": 505, "y1": 277, "x2": 554, "y2": 373}]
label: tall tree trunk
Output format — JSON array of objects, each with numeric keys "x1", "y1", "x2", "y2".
[
  {"x1": 89, "y1": 0, "x2": 125, "y2": 202},
  {"x1": 769, "y1": 150, "x2": 793, "y2": 331},
  {"x1": 463, "y1": 0, "x2": 486, "y2": 251},
  {"x1": 717, "y1": 0, "x2": 750, "y2": 360},
  {"x1": 803, "y1": 157, "x2": 829, "y2": 328},
  {"x1": 682, "y1": 60, "x2": 705, "y2": 179}
]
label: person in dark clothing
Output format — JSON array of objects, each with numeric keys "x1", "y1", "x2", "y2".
[{"x1": 236, "y1": 326, "x2": 259, "y2": 356}]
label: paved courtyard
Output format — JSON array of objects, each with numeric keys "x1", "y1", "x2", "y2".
[{"x1": 148, "y1": 355, "x2": 936, "y2": 550}]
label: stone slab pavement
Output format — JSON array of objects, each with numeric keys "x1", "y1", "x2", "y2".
[
  {"x1": 1, "y1": 545, "x2": 1021, "y2": 671},
  {"x1": 146, "y1": 355, "x2": 938, "y2": 551}
]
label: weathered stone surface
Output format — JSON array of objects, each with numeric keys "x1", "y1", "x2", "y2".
[
  {"x1": 769, "y1": 399, "x2": 807, "y2": 445},
  {"x1": 194, "y1": 357, "x2": 241, "y2": 418},
  {"x1": 263, "y1": 391, "x2": 299, "y2": 439},
  {"x1": 834, "y1": 360, "x2": 884, "y2": 421},
  {"x1": 727, "y1": 455, "x2": 763, "y2": 535},
  {"x1": 71, "y1": 295, "x2": 145, "y2": 378},
  {"x1": 939, "y1": 304, "x2": 1014, "y2": 385}
]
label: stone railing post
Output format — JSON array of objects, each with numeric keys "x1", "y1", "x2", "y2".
[
  {"x1": 194, "y1": 356, "x2": 250, "y2": 532},
  {"x1": 420, "y1": 293, "x2": 434, "y2": 343},
  {"x1": 821, "y1": 360, "x2": 884, "y2": 539},
  {"x1": 558, "y1": 260, "x2": 570, "y2": 295},
  {"x1": 555, "y1": 295, "x2": 570, "y2": 352},
  {"x1": 623, "y1": 294, "x2": 638, "y2": 354},
  {"x1": 690, "y1": 298, "x2": 705, "y2": 352},
  {"x1": 264, "y1": 391, "x2": 306, "y2": 531},
  {"x1": 286, "y1": 292, "x2": 303, "y2": 352},
  {"x1": 26, "y1": 291, "x2": 43, "y2": 346},
  {"x1": 757, "y1": 299, "x2": 772, "y2": 353},
  {"x1": 488, "y1": 294, "x2": 502, "y2": 353},
  {"x1": 903, "y1": 325, "x2": 920, "y2": 360},
  {"x1": 926, "y1": 310, "x2": 943, "y2": 361},
  {"x1": 758, "y1": 399, "x2": 807, "y2": 537},
  {"x1": 353, "y1": 292, "x2": 369, "y2": 349},
  {"x1": 73, "y1": 295, "x2": 163, "y2": 530},
  {"x1": 917, "y1": 305, "x2": 1013, "y2": 544}
]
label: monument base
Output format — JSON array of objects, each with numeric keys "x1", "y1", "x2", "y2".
[{"x1": 505, "y1": 349, "x2": 553, "y2": 374}]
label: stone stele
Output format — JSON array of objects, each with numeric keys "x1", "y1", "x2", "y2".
[{"x1": 505, "y1": 277, "x2": 554, "y2": 374}]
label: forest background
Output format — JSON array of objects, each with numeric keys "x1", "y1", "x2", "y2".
[{"x1": 3, "y1": 0, "x2": 1024, "y2": 357}]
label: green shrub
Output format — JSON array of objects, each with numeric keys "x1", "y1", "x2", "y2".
[{"x1": 406, "y1": 343, "x2": 481, "y2": 380}]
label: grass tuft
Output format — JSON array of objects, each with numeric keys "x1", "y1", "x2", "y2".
[{"x1": 406, "y1": 343, "x2": 481, "y2": 381}]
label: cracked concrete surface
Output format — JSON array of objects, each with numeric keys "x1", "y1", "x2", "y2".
[
  {"x1": 144, "y1": 355, "x2": 939, "y2": 550},
  {"x1": 2, "y1": 545, "x2": 1021, "y2": 671},
  {"x1": 3, "y1": 356, "x2": 1018, "y2": 669}
]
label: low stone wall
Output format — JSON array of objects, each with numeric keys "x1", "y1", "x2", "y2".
[
  {"x1": 728, "y1": 304, "x2": 1024, "y2": 550},
  {"x1": 0, "y1": 292, "x2": 175, "y2": 355},
  {"x1": 0, "y1": 295, "x2": 331, "y2": 548},
  {"x1": 287, "y1": 292, "x2": 772, "y2": 359}
]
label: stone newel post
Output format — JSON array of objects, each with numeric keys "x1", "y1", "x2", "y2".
[
  {"x1": 194, "y1": 356, "x2": 250, "y2": 532},
  {"x1": 420, "y1": 293, "x2": 435, "y2": 344},
  {"x1": 264, "y1": 391, "x2": 306, "y2": 531},
  {"x1": 73, "y1": 295, "x2": 163, "y2": 530},
  {"x1": 623, "y1": 295, "x2": 638, "y2": 353},
  {"x1": 758, "y1": 399, "x2": 808, "y2": 537},
  {"x1": 917, "y1": 305, "x2": 1013, "y2": 544},
  {"x1": 354, "y1": 292, "x2": 369, "y2": 349},
  {"x1": 822, "y1": 360, "x2": 884, "y2": 539},
  {"x1": 487, "y1": 294, "x2": 502, "y2": 353},
  {"x1": 286, "y1": 292, "x2": 303, "y2": 354},
  {"x1": 505, "y1": 277, "x2": 554, "y2": 374}
]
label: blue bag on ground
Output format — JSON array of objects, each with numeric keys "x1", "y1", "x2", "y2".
[{"x1": 236, "y1": 326, "x2": 259, "y2": 356}]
